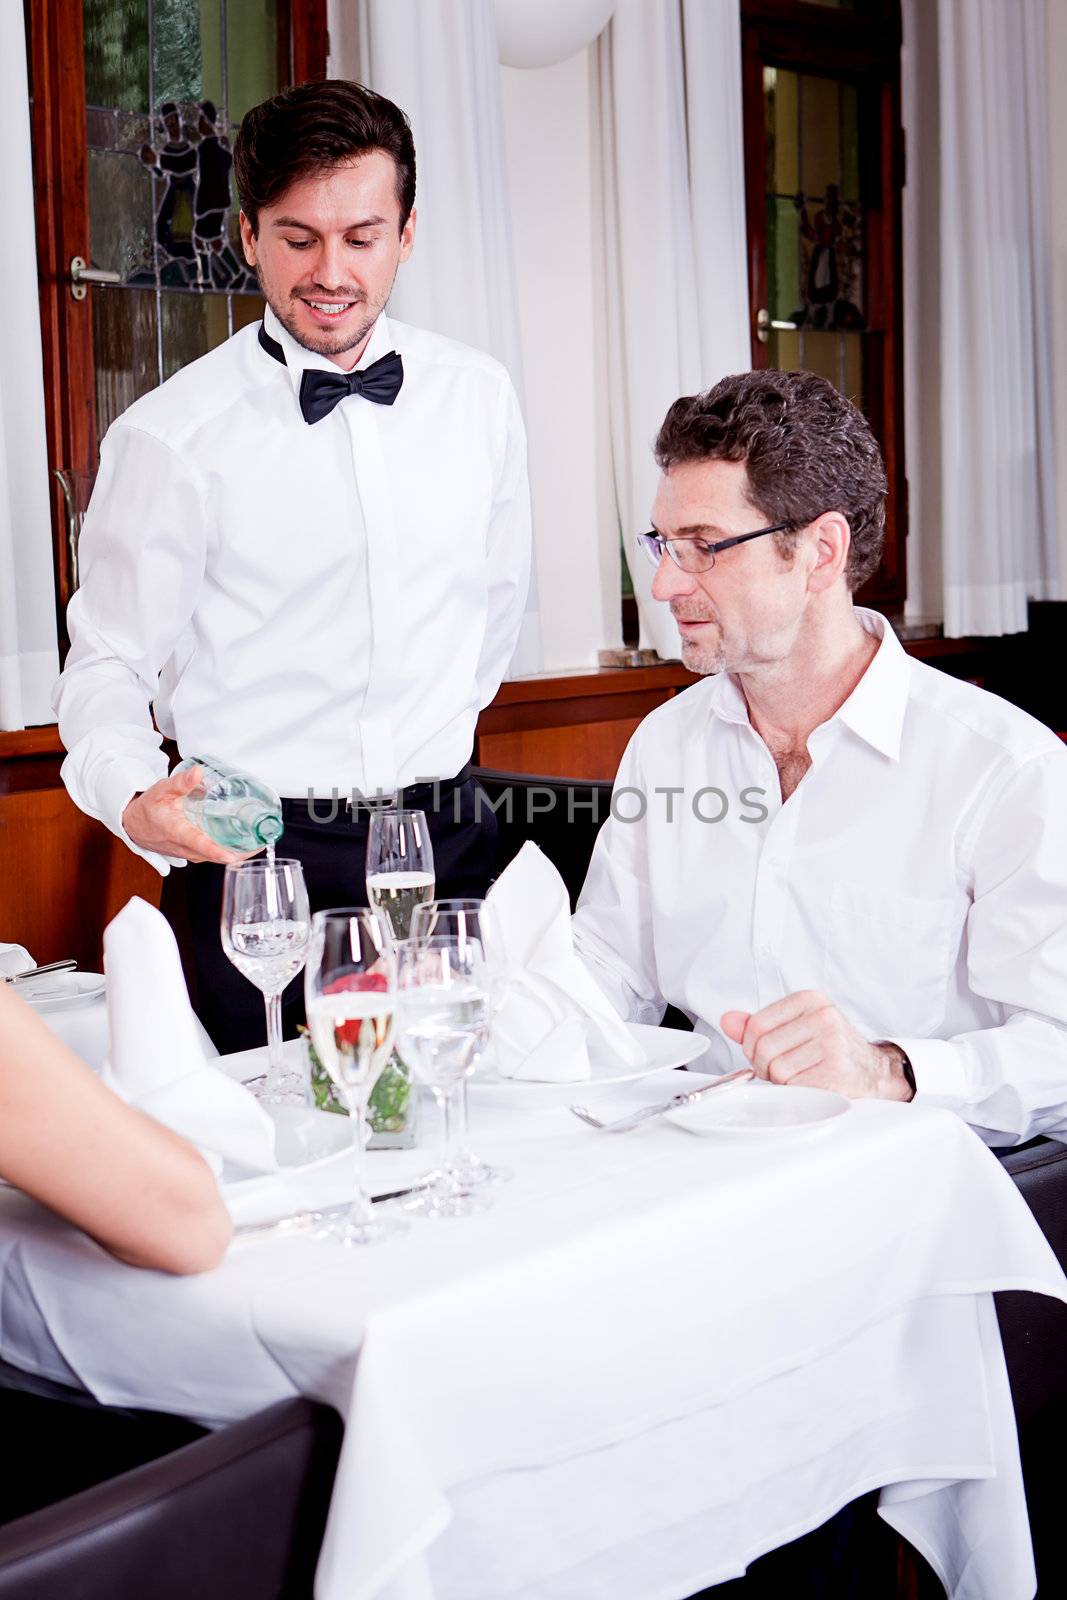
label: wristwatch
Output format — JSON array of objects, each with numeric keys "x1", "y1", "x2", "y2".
[{"x1": 875, "y1": 1040, "x2": 917, "y2": 1100}]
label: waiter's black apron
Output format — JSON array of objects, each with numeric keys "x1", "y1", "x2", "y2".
[{"x1": 161, "y1": 773, "x2": 496, "y2": 1054}]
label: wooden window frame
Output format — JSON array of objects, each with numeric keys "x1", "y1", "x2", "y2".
[
  {"x1": 24, "y1": 0, "x2": 328, "y2": 647},
  {"x1": 740, "y1": 0, "x2": 907, "y2": 610}
]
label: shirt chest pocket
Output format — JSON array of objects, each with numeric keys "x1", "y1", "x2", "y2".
[{"x1": 819, "y1": 879, "x2": 961, "y2": 1038}]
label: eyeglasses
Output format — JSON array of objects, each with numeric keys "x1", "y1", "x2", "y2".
[{"x1": 636, "y1": 521, "x2": 793, "y2": 575}]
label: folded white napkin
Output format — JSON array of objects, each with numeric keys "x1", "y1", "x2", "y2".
[
  {"x1": 103, "y1": 897, "x2": 278, "y2": 1177},
  {"x1": 482, "y1": 843, "x2": 644, "y2": 1081},
  {"x1": 0, "y1": 943, "x2": 33, "y2": 977}
]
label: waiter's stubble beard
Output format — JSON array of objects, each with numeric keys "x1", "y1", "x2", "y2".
[{"x1": 255, "y1": 263, "x2": 390, "y2": 360}]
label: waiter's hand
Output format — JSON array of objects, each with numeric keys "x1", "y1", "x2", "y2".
[
  {"x1": 122, "y1": 767, "x2": 258, "y2": 866},
  {"x1": 720, "y1": 992, "x2": 913, "y2": 1101}
]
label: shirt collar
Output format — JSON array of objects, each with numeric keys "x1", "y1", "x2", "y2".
[
  {"x1": 704, "y1": 606, "x2": 910, "y2": 762},
  {"x1": 833, "y1": 607, "x2": 910, "y2": 761},
  {"x1": 262, "y1": 302, "x2": 394, "y2": 396}
]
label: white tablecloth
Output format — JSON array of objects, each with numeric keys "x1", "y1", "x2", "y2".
[
  {"x1": 18, "y1": 975, "x2": 218, "y2": 1072},
  {"x1": 0, "y1": 1061, "x2": 1063, "y2": 1600}
]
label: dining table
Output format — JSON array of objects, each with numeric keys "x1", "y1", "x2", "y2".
[{"x1": 0, "y1": 1042, "x2": 1064, "y2": 1600}]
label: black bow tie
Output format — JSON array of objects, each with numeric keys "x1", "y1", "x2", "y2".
[{"x1": 258, "y1": 323, "x2": 404, "y2": 424}]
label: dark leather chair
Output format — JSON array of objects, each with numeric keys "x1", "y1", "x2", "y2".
[
  {"x1": 474, "y1": 765, "x2": 613, "y2": 910},
  {"x1": 994, "y1": 1138, "x2": 1067, "y2": 1598},
  {"x1": 994, "y1": 1138, "x2": 1067, "y2": 1422},
  {"x1": 0, "y1": 1378, "x2": 342, "y2": 1600}
]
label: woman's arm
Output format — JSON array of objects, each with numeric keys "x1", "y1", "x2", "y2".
[{"x1": 0, "y1": 986, "x2": 231, "y2": 1273}]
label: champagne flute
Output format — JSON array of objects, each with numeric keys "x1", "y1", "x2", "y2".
[
  {"x1": 304, "y1": 910, "x2": 407, "y2": 1245},
  {"x1": 365, "y1": 809, "x2": 435, "y2": 940},
  {"x1": 395, "y1": 930, "x2": 494, "y2": 1218},
  {"x1": 221, "y1": 859, "x2": 310, "y2": 1103},
  {"x1": 410, "y1": 901, "x2": 511, "y2": 1190}
]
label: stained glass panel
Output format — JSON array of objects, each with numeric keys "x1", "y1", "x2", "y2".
[
  {"x1": 88, "y1": 149, "x2": 154, "y2": 281},
  {"x1": 764, "y1": 59, "x2": 870, "y2": 408},
  {"x1": 153, "y1": 0, "x2": 219, "y2": 108},
  {"x1": 842, "y1": 334, "x2": 864, "y2": 409},
  {"x1": 768, "y1": 328, "x2": 801, "y2": 373},
  {"x1": 799, "y1": 74, "x2": 841, "y2": 201},
  {"x1": 231, "y1": 294, "x2": 267, "y2": 332},
  {"x1": 84, "y1": 0, "x2": 149, "y2": 112},
  {"x1": 92, "y1": 288, "x2": 159, "y2": 437},
  {"x1": 82, "y1": 0, "x2": 281, "y2": 411},
  {"x1": 226, "y1": 0, "x2": 282, "y2": 124},
  {"x1": 767, "y1": 197, "x2": 802, "y2": 325},
  {"x1": 764, "y1": 64, "x2": 866, "y2": 338},
  {"x1": 161, "y1": 292, "x2": 219, "y2": 379}
]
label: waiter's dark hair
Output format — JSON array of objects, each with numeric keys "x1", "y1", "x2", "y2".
[
  {"x1": 234, "y1": 79, "x2": 416, "y2": 235},
  {"x1": 654, "y1": 370, "x2": 887, "y2": 590}
]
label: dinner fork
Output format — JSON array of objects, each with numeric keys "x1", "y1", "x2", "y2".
[{"x1": 569, "y1": 1067, "x2": 755, "y2": 1134}]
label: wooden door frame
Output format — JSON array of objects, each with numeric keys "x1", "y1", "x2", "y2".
[
  {"x1": 24, "y1": 0, "x2": 328, "y2": 647},
  {"x1": 739, "y1": 0, "x2": 907, "y2": 610}
]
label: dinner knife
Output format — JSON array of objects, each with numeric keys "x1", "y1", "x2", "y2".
[
  {"x1": 569, "y1": 1067, "x2": 755, "y2": 1134},
  {"x1": 234, "y1": 1187, "x2": 417, "y2": 1239}
]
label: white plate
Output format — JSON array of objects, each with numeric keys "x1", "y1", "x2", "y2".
[
  {"x1": 470, "y1": 1022, "x2": 710, "y2": 1103},
  {"x1": 17, "y1": 972, "x2": 106, "y2": 1012},
  {"x1": 223, "y1": 1103, "x2": 357, "y2": 1229},
  {"x1": 665, "y1": 1081, "x2": 850, "y2": 1136}
]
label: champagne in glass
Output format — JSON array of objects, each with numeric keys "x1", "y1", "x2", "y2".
[
  {"x1": 304, "y1": 910, "x2": 407, "y2": 1245},
  {"x1": 221, "y1": 859, "x2": 310, "y2": 1103},
  {"x1": 306, "y1": 982, "x2": 396, "y2": 1104},
  {"x1": 366, "y1": 809, "x2": 435, "y2": 940},
  {"x1": 367, "y1": 873, "x2": 435, "y2": 939}
]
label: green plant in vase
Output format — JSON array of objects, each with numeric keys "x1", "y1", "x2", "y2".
[{"x1": 299, "y1": 1025, "x2": 414, "y2": 1139}]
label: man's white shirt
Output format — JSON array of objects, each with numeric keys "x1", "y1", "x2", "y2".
[
  {"x1": 573, "y1": 608, "x2": 1067, "y2": 1145},
  {"x1": 54, "y1": 304, "x2": 532, "y2": 870}
]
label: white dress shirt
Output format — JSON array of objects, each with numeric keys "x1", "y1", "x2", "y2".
[
  {"x1": 54, "y1": 304, "x2": 531, "y2": 870},
  {"x1": 573, "y1": 608, "x2": 1067, "y2": 1145}
]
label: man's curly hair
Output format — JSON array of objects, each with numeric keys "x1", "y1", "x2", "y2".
[{"x1": 654, "y1": 370, "x2": 887, "y2": 590}]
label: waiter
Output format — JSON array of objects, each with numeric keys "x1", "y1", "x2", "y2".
[{"x1": 54, "y1": 81, "x2": 532, "y2": 1051}]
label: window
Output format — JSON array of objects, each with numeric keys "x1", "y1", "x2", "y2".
[
  {"x1": 27, "y1": 0, "x2": 328, "y2": 628},
  {"x1": 742, "y1": 0, "x2": 906, "y2": 608}
]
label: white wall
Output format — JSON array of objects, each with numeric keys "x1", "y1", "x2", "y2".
[{"x1": 499, "y1": 48, "x2": 620, "y2": 671}]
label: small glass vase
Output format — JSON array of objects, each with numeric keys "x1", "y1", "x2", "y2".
[{"x1": 301, "y1": 1031, "x2": 418, "y2": 1149}]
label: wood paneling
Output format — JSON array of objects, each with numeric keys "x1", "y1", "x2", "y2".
[
  {"x1": 0, "y1": 757, "x2": 159, "y2": 968},
  {"x1": 477, "y1": 719, "x2": 648, "y2": 781},
  {"x1": 474, "y1": 664, "x2": 701, "y2": 781}
]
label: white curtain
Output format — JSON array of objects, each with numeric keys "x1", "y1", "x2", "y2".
[
  {"x1": 935, "y1": 0, "x2": 1058, "y2": 636},
  {"x1": 330, "y1": 0, "x2": 542, "y2": 673},
  {"x1": 0, "y1": 1, "x2": 60, "y2": 728},
  {"x1": 597, "y1": 0, "x2": 750, "y2": 659}
]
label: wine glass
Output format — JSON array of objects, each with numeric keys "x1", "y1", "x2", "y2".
[
  {"x1": 365, "y1": 809, "x2": 435, "y2": 941},
  {"x1": 304, "y1": 910, "x2": 407, "y2": 1245},
  {"x1": 410, "y1": 901, "x2": 511, "y2": 1190},
  {"x1": 221, "y1": 859, "x2": 310, "y2": 1103},
  {"x1": 395, "y1": 928, "x2": 494, "y2": 1218}
]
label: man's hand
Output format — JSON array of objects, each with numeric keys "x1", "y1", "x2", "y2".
[
  {"x1": 122, "y1": 767, "x2": 259, "y2": 866},
  {"x1": 720, "y1": 991, "x2": 914, "y2": 1102}
]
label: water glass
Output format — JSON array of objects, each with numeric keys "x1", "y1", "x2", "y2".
[
  {"x1": 409, "y1": 900, "x2": 511, "y2": 1190},
  {"x1": 396, "y1": 930, "x2": 494, "y2": 1218},
  {"x1": 221, "y1": 859, "x2": 310, "y2": 1103},
  {"x1": 304, "y1": 909, "x2": 406, "y2": 1245}
]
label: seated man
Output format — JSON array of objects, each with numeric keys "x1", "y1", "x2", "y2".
[
  {"x1": 573, "y1": 370, "x2": 1067, "y2": 1145},
  {"x1": 0, "y1": 985, "x2": 230, "y2": 1272}
]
